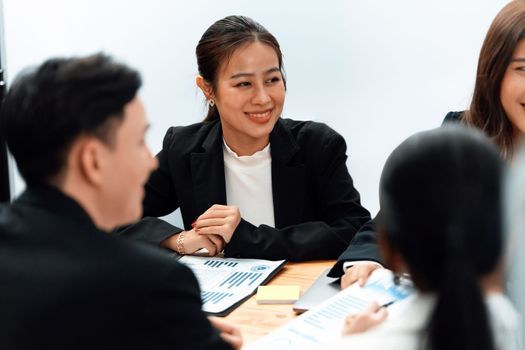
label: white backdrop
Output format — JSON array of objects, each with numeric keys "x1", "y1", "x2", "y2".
[{"x1": 2, "y1": 0, "x2": 509, "y2": 216}]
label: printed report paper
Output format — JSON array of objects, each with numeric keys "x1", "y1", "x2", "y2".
[
  {"x1": 179, "y1": 256, "x2": 286, "y2": 315},
  {"x1": 246, "y1": 269, "x2": 413, "y2": 350}
]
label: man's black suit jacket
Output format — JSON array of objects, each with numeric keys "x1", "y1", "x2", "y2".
[
  {"x1": 120, "y1": 118, "x2": 372, "y2": 261},
  {"x1": 0, "y1": 186, "x2": 231, "y2": 350}
]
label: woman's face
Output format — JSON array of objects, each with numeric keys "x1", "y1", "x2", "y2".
[
  {"x1": 501, "y1": 38, "x2": 525, "y2": 139},
  {"x1": 212, "y1": 41, "x2": 285, "y2": 156}
]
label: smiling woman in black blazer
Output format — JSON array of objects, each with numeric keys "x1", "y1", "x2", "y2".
[{"x1": 122, "y1": 15, "x2": 372, "y2": 263}]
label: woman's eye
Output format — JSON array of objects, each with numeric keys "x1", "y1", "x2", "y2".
[
  {"x1": 235, "y1": 81, "x2": 251, "y2": 87},
  {"x1": 266, "y1": 77, "x2": 281, "y2": 84}
]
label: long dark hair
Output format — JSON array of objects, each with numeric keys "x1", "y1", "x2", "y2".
[
  {"x1": 378, "y1": 126, "x2": 503, "y2": 350},
  {"x1": 195, "y1": 15, "x2": 286, "y2": 122},
  {"x1": 465, "y1": 0, "x2": 525, "y2": 158}
]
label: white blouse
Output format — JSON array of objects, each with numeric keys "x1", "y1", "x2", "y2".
[
  {"x1": 223, "y1": 140, "x2": 275, "y2": 228},
  {"x1": 316, "y1": 292, "x2": 521, "y2": 350}
]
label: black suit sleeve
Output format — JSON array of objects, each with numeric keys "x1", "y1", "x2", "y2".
[
  {"x1": 145, "y1": 261, "x2": 232, "y2": 350},
  {"x1": 327, "y1": 217, "x2": 382, "y2": 278},
  {"x1": 224, "y1": 133, "x2": 371, "y2": 261},
  {"x1": 117, "y1": 217, "x2": 182, "y2": 244}
]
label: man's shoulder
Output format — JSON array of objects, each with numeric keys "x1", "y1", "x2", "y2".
[
  {"x1": 115, "y1": 237, "x2": 189, "y2": 273},
  {"x1": 0, "y1": 201, "x2": 191, "y2": 285}
]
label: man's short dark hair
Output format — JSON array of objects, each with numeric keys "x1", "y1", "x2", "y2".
[{"x1": 0, "y1": 53, "x2": 142, "y2": 186}]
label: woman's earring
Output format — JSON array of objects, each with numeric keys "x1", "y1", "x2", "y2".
[{"x1": 209, "y1": 99, "x2": 215, "y2": 107}]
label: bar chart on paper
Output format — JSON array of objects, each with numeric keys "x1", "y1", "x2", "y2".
[
  {"x1": 246, "y1": 269, "x2": 414, "y2": 350},
  {"x1": 179, "y1": 256, "x2": 286, "y2": 315}
]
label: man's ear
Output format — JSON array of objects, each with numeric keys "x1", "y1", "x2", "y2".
[
  {"x1": 77, "y1": 138, "x2": 106, "y2": 186},
  {"x1": 196, "y1": 75, "x2": 214, "y2": 100}
]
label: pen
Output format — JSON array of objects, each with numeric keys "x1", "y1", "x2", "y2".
[{"x1": 380, "y1": 300, "x2": 396, "y2": 308}]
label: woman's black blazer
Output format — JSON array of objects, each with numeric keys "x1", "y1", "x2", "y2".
[{"x1": 121, "y1": 118, "x2": 371, "y2": 261}]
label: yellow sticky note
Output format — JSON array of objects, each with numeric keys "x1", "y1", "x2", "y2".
[{"x1": 256, "y1": 285, "x2": 301, "y2": 304}]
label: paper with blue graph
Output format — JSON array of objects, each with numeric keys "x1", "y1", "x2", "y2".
[
  {"x1": 179, "y1": 256, "x2": 286, "y2": 316},
  {"x1": 246, "y1": 269, "x2": 413, "y2": 350}
]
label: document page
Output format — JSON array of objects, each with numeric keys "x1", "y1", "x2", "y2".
[
  {"x1": 179, "y1": 256, "x2": 286, "y2": 315},
  {"x1": 246, "y1": 269, "x2": 413, "y2": 349}
]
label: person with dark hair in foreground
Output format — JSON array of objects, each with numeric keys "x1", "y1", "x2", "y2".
[
  {"x1": 320, "y1": 126, "x2": 520, "y2": 350},
  {"x1": 0, "y1": 54, "x2": 240, "y2": 350}
]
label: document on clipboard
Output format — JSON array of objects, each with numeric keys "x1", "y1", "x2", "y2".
[
  {"x1": 246, "y1": 269, "x2": 414, "y2": 350},
  {"x1": 178, "y1": 256, "x2": 286, "y2": 316}
]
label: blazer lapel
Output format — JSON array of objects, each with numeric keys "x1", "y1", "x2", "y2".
[
  {"x1": 270, "y1": 120, "x2": 305, "y2": 228},
  {"x1": 190, "y1": 122, "x2": 227, "y2": 215}
]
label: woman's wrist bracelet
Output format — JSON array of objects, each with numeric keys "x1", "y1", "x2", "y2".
[{"x1": 176, "y1": 232, "x2": 186, "y2": 255}]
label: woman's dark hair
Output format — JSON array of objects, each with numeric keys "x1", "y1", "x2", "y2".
[
  {"x1": 464, "y1": 0, "x2": 525, "y2": 158},
  {"x1": 0, "y1": 53, "x2": 141, "y2": 186},
  {"x1": 378, "y1": 125, "x2": 503, "y2": 350},
  {"x1": 196, "y1": 15, "x2": 286, "y2": 122}
]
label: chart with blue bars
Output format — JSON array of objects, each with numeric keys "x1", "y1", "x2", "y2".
[
  {"x1": 203, "y1": 260, "x2": 239, "y2": 268},
  {"x1": 302, "y1": 276, "x2": 412, "y2": 332},
  {"x1": 239, "y1": 269, "x2": 411, "y2": 349},
  {"x1": 366, "y1": 278, "x2": 412, "y2": 300},
  {"x1": 219, "y1": 271, "x2": 263, "y2": 289},
  {"x1": 201, "y1": 291, "x2": 235, "y2": 305},
  {"x1": 303, "y1": 292, "x2": 369, "y2": 330},
  {"x1": 178, "y1": 256, "x2": 286, "y2": 314},
  {"x1": 199, "y1": 259, "x2": 265, "y2": 306},
  {"x1": 200, "y1": 271, "x2": 264, "y2": 305}
]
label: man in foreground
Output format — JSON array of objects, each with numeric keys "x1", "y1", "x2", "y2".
[{"x1": 0, "y1": 53, "x2": 241, "y2": 350}]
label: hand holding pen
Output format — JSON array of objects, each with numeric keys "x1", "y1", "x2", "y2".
[{"x1": 342, "y1": 300, "x2": 394, "y2": 335}]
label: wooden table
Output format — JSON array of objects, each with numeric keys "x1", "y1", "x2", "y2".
[{"x1": 225, "y1": 260, "x2": 337, "y2": 344}]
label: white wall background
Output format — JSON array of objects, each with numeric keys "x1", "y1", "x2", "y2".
[{"x1": 2, "y1": 0, "x2": 510, "y2": 217}]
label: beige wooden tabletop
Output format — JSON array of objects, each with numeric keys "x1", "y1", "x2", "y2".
[{"x1": 224, "y1": 260, "x2": 337, "y2": 344}]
